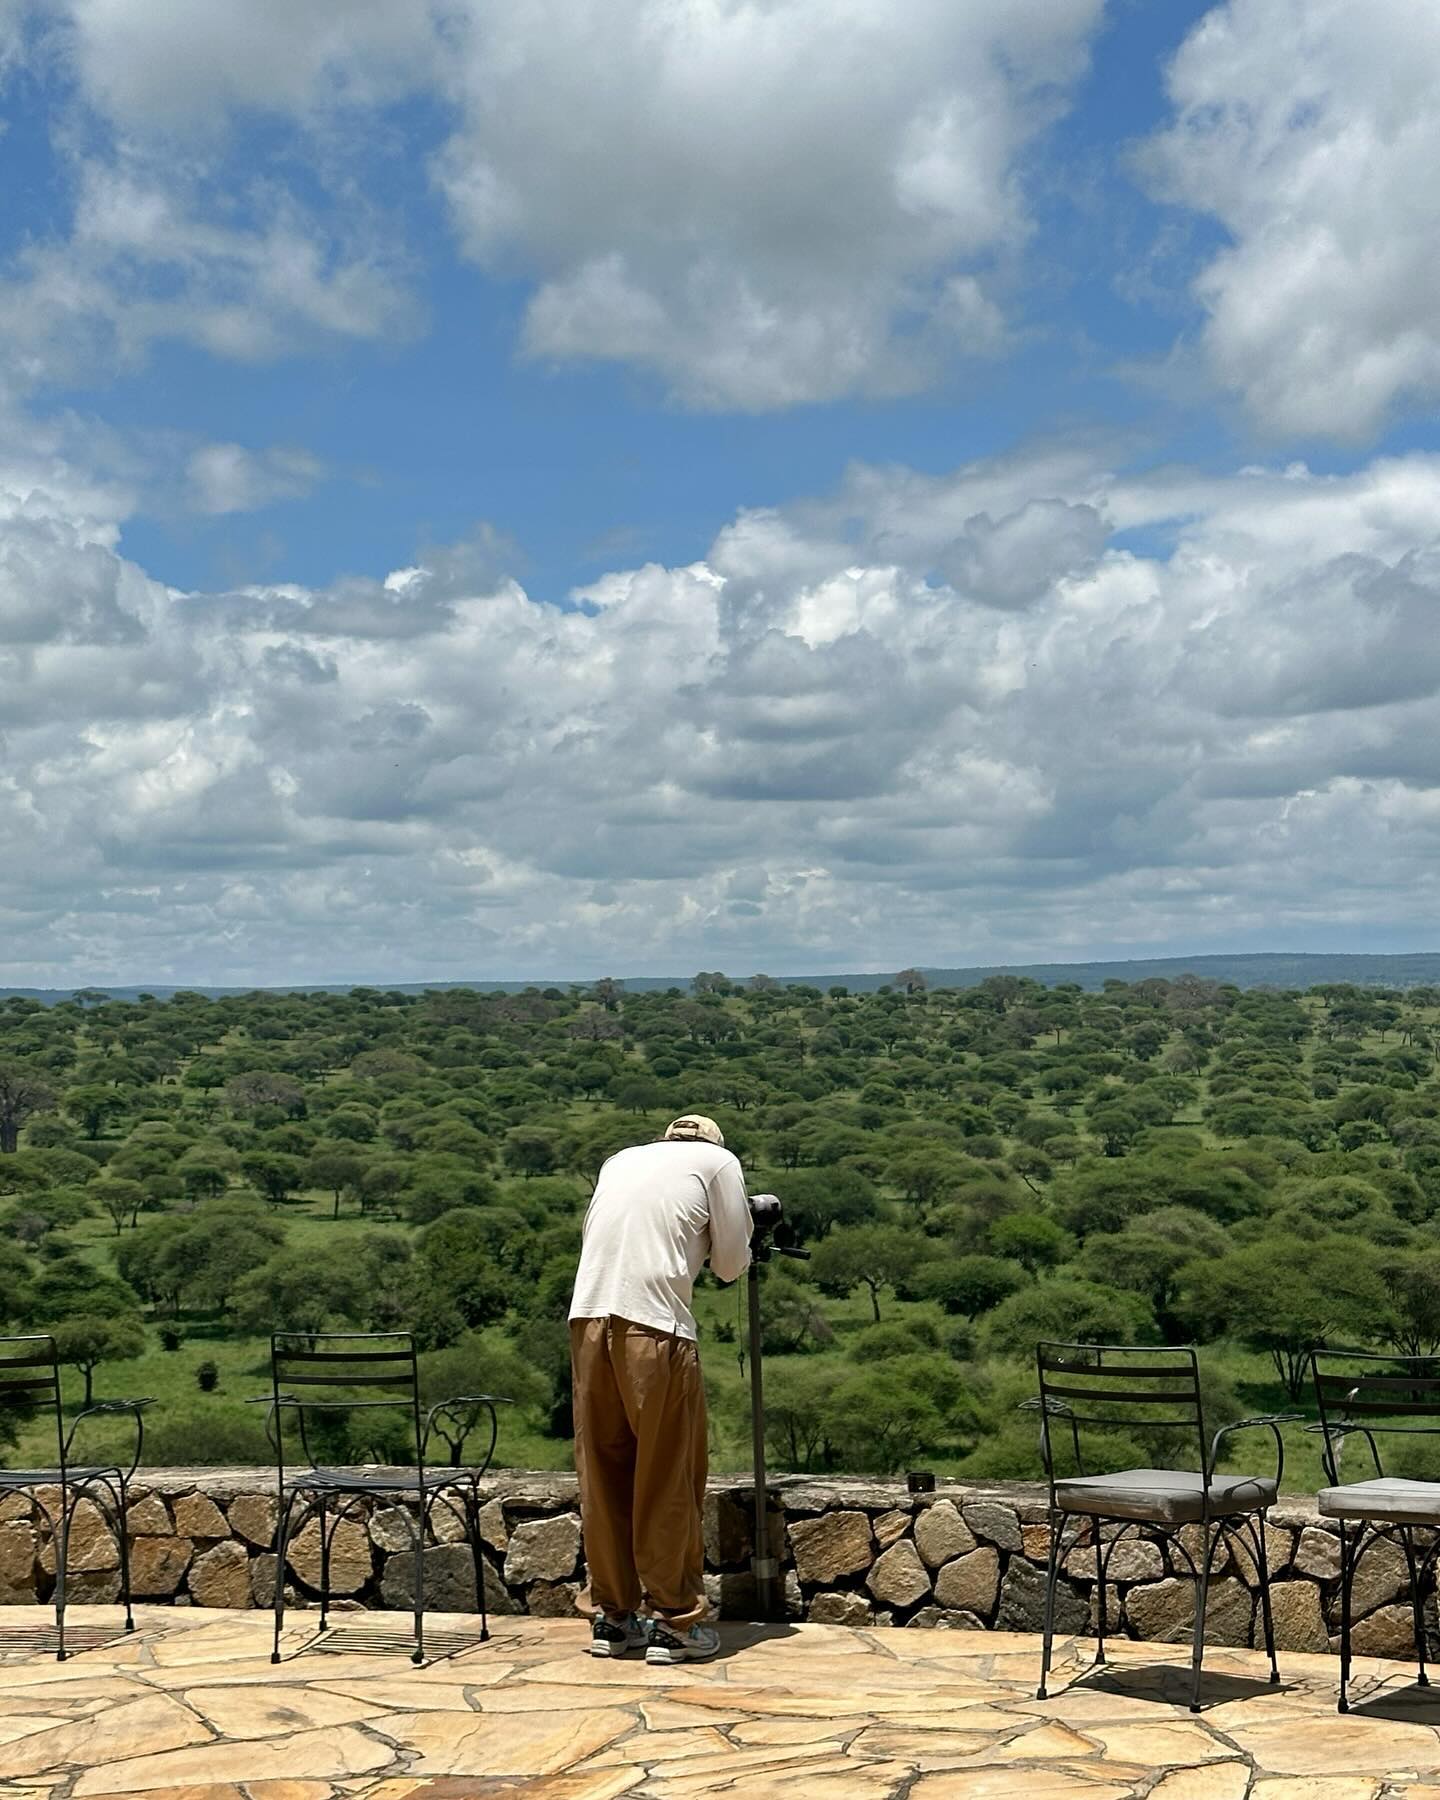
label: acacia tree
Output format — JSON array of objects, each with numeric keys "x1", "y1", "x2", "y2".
[
  {"x1": 51, "y1": 1315, "x2": 146, "y2": 1406},
  {"x1": 93, "y1": 1178, "x2": 147, "y2": 1235},
  {"x1": 63, "y1": 1083, "x2": 127, "y2": 1138},
  {"x1": 1176, "y1": 1237, "x2": 1388, "y2": 1400},
  {"x1": 0, "y1": 1060, "x2": 57, "y2": 1153},
  {"x1": 240, "y1": 1150, "x2": 306, "y2": 1208},
  {"x1": 810, "y1": 1225, "x2": 927, "y2": 1323},
  {"x1": 1379, "y1": 1251, "x2": 1440, "y2": 1359},
  {"x1": 307, "y1": 1149, "x2": 367, "y2": 1219}
]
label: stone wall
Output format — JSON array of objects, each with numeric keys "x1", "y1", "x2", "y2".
[{"x1": 0, "y1": 1471, "x2": 1427, "y2": 1660}]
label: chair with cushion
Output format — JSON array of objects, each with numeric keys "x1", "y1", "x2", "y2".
[
  {"x1": 261, "y1": 1331, "x2": 509, "y2": 1665},
  {"x1": 1031, "y1": 1341, "x2": 1293, "y2": 1712},
  {"x1": 1311, "y1": 1349, "x2": 1440, "y2": 1712},
  {"x1": 0, "y1": 1333, "x2": 153, "y2": 1660}
]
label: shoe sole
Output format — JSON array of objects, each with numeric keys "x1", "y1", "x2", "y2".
[{"x1": 646, "y1": 1646, "x2": 719, "y2": 1664}]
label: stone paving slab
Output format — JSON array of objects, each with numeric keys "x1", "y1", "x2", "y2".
[{"x1": 3, "y1": 1606, "x2": 1440, "y2": 1798}]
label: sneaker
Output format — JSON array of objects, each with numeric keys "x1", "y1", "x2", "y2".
[
  {"x1": 646, "y1": 1621, "x2": 721, "y2": 1665},
  {"x1": 590, "y1": 1613, "x2": 651, "y2": 1658}
]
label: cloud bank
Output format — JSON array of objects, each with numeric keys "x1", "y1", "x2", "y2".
[{"x1": 5, "y1": 438, "x2": 1440, "y2": 983}]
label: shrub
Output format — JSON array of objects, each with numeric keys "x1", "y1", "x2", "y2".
[
  {"x1": 158, "y1": 1322, "x2": 184, "y2": 1352},
  {"x1": 981, "y1": 1278, "x2": 1157, "y2": 1358},
  {"x1": 136, "y1": 1410, "x2": 270, "y2": 1466},
  {"x1": 849, "y1": 1318, "x2": 941, "y2": 1362},
  {"x1": 196, "y1": 1359, "x2": 219, "y2": 1392}
]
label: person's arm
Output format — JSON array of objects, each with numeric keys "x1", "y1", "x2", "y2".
[{"x1": 707, "y1": 1154, "x2": 753, "y2": 1283}]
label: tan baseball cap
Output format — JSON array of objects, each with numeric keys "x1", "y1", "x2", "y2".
[{"x1": 663, "y1": 1114, "x2": 725, "y2": 1147}]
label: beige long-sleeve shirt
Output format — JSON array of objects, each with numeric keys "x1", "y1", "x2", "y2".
[{"x1": 569, "y1": 1139, "x2": 754, "y2": 1341}]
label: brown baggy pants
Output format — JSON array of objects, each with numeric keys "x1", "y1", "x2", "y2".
[{"x1": 570, "y1": 1316, "x2": 708, "y2": 1626}]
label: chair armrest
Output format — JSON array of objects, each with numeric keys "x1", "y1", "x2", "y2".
[
  {"x1": 421, "y1": 1394, "x2": 514, "y2": 1473},
  {"x1": 1302, "y1": 1416, "x2": 1382, "y2": 1482},
  {"x1": 1208, "y1": 1414, "x2": 1302, "y2": 1488},
  {"x1": 243, "y1": 1393, "x2": 292, "y2": 1458},
  {"x1": 63, "y1": 1398, "x2": 157, "y2": 1482},
  {"x1": 1017, "y1": 1395, "x2": 1081, "y2": 1479}
]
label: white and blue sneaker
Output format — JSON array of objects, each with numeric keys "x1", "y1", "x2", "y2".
[
  {"x1": 646, "y1": 1621, "x2": 721, "y2": 1665},
  {"x1": 589, "y1": 1613, "x2": 651, "y2": 1658}
]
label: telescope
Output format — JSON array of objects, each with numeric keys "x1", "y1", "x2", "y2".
[{"x1": 745, "y1": 1194, "x2": 808, "y2": 1623}]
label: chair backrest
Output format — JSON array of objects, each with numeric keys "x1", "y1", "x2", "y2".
[
  {"x1": 1035, "y1": 1341, "x2": 1207, "y2": 1489},
  {"x1": 1311, "y1": 1349, "x2": 1440, "y2": 1483},
  {"x1": 0, "y1": 1334, "x2": 63, "y2": 1466},
  {"x1": 269, "y1": 1332, "x2": 423, "y2": 1476}
]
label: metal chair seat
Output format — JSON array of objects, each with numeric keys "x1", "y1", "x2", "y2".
[
  {"x1": 0, "y1": 1464, "x2": 122, "y2": 1487},
  {"x1": 1055, "y1": 1469, "x2": 1277, "y2": 1524},
  {"x1": 285, "y1": 1465, "x2": 477, "y2": 1494},
  {"x1": 1317, "y1": 1478, "x2": 1440, "y2": 1526}
]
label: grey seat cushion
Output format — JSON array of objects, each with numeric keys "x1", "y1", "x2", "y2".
[
  {"x1": 1317, "y1": 1478, "x2": 1440, "y2": 1525},
  {"x1": 1054, "y1": 1468, "x2": 1277, "y2": 1523}
]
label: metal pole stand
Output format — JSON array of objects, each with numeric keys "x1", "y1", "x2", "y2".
[
  {"x1": 744, "y1": 1215, "x2": 808, "y2": 1625},
  {"x1": 747, "y1": 1257, "x2": 782, "y2": 1623}
]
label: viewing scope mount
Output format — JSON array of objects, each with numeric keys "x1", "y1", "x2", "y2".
[
  {"x1": 745, "y1": 1193, "x2": 808, "y2": 1622},
  {"x1": 746, "y1": 1191, "x2": 805, "y2": 1263}
]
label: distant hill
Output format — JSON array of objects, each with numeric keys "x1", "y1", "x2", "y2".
[{"x1": 7, "y1": 949, "x2": 1440, "y2": 1004}]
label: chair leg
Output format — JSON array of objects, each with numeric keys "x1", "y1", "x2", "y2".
[
  {"x1": 1094, "y1": 1526, "x2": 1107, "y2": 1666},
  {"x1": 272, "y1": 1493, "x2": 300, "y2": 1665},
  {"x1": 1254, "y1": 1518, "x2": 1279, "y2": 1685},
  {"x1": 53, "y1": 1495, "x2": 68, "y2": 1664},
  {"x1": 1189, "y1": 1525, "x2": 1214, "y2": 1714},
  {"x1": 466, "y1": 1486, "x2": 489, "y2": 1643},
  {"x1": 317, "y1": 1496, "x2": 330, "y2": 1633},
  {"x1": 1037, "y1": 1512, "x2": 1062, "y2": 1700},
  {"x1": 1402, "y1": 1528, "x2": 1429, "y2": 1688},
  {"x1": 412, "y1": 1492, "x2": 427, "y2": 1665},
  {"x1": 116, "y1": 1477, "x2": 135, "y2": 1633},
  {"x1": 1338, "y1": 1523, "x2": 1354, "y2": 1714}
]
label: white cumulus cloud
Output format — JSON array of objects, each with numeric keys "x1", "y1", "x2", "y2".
[
  {"x1": 1144, "y1": 0, "x2": 1440, "y2": 440},
  {"x1": 433, "y1": 0, "x2": 1103, "y2": 408},
  {"x1": 51, "y1": 0, "x2": 445, "y2": 128},
  {"x1": 0, "y1": 154, "x2": 415, "y2": 382}
]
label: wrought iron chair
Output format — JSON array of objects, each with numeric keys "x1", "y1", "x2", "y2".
[
  {"x1": 1311, "y1": 1349, "x2": 1440, "y2": 1713},
  {"x1": 261, "y1": 1331, "x2": 508, "y2": 1665},
  {"x1": 1031, "y1": 1341, "x2": 1294, "y2": 1712},
  {"x1": 0, "y1": 1333, "x2": 153, "y2": 1660}
]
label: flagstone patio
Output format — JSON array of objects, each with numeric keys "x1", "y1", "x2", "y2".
[{"x1": 2, "y1": 1606, "x2": 1439, "y2": 1800}]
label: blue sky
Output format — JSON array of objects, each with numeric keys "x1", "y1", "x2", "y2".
[
  {"x1": 13, "y1": 0, "x2": 1219, "y2": 602},
  {"x1": 3, "y1": 0, "x2": 1440, "y2": 984}
]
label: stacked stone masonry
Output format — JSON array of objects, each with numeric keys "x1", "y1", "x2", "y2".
[{"x1": 0, "y1": 1470, "x2": 1431, "y2": 1660}]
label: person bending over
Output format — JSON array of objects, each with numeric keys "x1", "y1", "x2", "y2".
[{"x1": 569, "y1": 1112, "x2": 752, "y2": 1663}]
